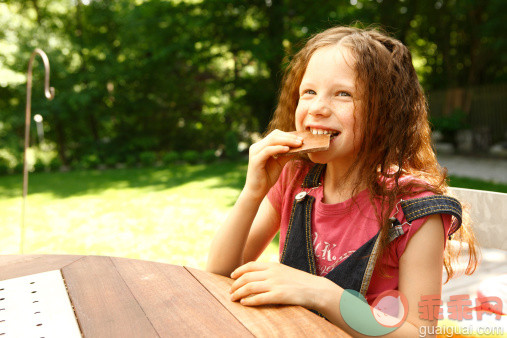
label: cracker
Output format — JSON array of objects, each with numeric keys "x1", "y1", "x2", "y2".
[{"x1": 282, "y1": 131, "x2": 330, "y2": 155}]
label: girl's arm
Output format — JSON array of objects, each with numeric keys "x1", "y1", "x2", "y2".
[
  {"x1": 206, "y1": 194, "x2": 280, "y2": 276},
  {"x1": 230, "y1": 214, "x2": 445, "y2": 337},
  {"x1": 206, "y1": 130, "x2": 303, "y2": 276}
]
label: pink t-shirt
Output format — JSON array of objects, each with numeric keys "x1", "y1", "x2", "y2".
[{"x1": 267, "y1": 162, "x2": 452, "y2": 304}]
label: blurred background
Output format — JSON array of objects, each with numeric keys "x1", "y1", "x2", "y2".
[{"x1": 0, "y1": 0, "x2": 506, "y2": 170}]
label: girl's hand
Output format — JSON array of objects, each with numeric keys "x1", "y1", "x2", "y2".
[
  {"x1": 244, "y1": 130, "x2": 303, "y2": 201},
  {"x1": 229, "y1": 261, "x2": 330, "y2": 309}
]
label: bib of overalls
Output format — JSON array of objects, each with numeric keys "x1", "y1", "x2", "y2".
[{"x1": 280, "y1": 164, "x2": 463, "y2": 297}]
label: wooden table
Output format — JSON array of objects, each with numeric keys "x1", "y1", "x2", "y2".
[{"x1": 0, "y1": 255, "x2": 350, "y2": 337}]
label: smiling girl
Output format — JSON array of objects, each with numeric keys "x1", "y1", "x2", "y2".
[{"x1": 207, "y1": 26, "x2": 477, "y2": 336}]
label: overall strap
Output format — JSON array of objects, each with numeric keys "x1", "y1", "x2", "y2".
[
  {"x1": 400, "y1": 195, "x2": 462, "y2": 239},
  {"x1": 324, "y1": 232, "x2": 382, "y2": 296},
  {"x1": 280, "y1": 193, "x2": 317, "y2": 275},
  {"x1": 280, "y1": 164, "x2": 326, "y2": 275},
  {"x1": 302, "y1": 164, "x2": 326, "y2": 188}
]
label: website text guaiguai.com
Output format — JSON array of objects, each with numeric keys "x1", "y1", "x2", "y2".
[{"x1": 419, "y1": 325, "x2": 504, "y2": 337}]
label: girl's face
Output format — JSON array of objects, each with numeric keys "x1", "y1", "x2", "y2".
[{"x1": 295, "y1": 44, "x2": 363, "y2": 166}]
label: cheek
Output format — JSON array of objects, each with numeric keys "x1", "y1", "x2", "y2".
[
  {"x1": 294, "y1": 103, "x2": 306, "y2": 130},
  {"x1": 341, "y1": 107, "x2": 364, "y2": 147}
]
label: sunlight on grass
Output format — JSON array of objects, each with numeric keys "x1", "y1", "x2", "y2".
[{"x1": 0, "y1": 161, "x2": 279, "y2": 270}]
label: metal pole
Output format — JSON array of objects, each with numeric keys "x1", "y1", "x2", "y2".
[{"x1": 21, "y1": 49, "x2": 55, "y2": 253}]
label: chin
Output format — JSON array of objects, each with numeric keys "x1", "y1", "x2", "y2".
[{"x1": 308, "y1": 152, "x2": 331, "y2": 164}]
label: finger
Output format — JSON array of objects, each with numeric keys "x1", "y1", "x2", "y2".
[
  {"x1": 230, "y1": 281, "x2": 271, "y2": 302},
  {"x1": 252, "y1": 132, "x2": 303, "y2": 154},
  {"x1": 230, "y1": 270, "x2": 268, "y2": 294},
  {"x1": 256, "y1": 145, "x2": 292, "y2": 161},
  {"x1": 231, "y1": 261, "x2": 271, "y2": 279},
  {"x1": 264, "y1": 132, "x2": 303, "y2": 148},
  {"x1": 239, "y1": 291, "x2": 284, "y2": 307}
]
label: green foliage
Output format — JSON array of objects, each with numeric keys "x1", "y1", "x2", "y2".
[
  {"x1": 125, "y1": 155, "x2": 138, "y2": 167},
  {"x1": 104, "y1": 155, "x2": 120, "y2": 168},
  {"x1": 162, "y1": 151, "x2": 181, "y2": 165},
  {"x1": 49, "y1": 157, "x2": 62, "y2": 171},
  {"x1": 431, "y1": 108, "x2": 469, "y2": 145},
  {"x1": 202, "y1": 149, "x2": 217, "y2": 163},
  {"x1": 431, "y1": 109, "x2": 469, "y2": 134},
  {"x1": 182, "y1": 150, "x2": 199, "y2": 164},
  {"x1": 0, "y1": 0, "x2": 504, "y2": 163},
  {"x1": 139, "y1": 151, "x2": 157, "y2": 167},
  {"x1": 13, "y1": 162, "x2": 24, "y2": 174},
  {"x1": 224, "y1": 131, "x2": 239, "y2": 160},
  {"x1": 81, "y1": 154, "x2": 100, "y2": 170},
  {"x1": 449, "y1": 176, "x2": 507, "y2": 194},
  {"x1": 0, "y1": 157, "x2": 9, "y2": 175},
  {"x1": 33, "y1": 158, "x2": 46, "y2": 172}
]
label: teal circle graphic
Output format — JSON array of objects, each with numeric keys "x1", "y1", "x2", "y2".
[{"x1": 340, "y1": 289, "x2": 404, "y2": 336}]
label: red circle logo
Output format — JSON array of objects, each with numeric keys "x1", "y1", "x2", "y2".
[{"x1": 370, "y1": 290, "x2": 409, "y2": 328}]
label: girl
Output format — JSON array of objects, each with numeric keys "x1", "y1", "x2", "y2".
[{"x1": 207, "y1": 26, "x2": 477, "y2": 336}]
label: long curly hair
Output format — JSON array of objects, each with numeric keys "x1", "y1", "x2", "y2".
[{"x1": 267, "y1": 26, "x2": 478, "y2": 281}]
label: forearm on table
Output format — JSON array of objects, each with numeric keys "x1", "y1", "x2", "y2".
[{"x1": 206, "y1": 189, "x2": 264, "y2": 276}]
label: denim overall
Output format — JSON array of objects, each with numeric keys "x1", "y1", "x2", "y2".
[{"x1": 280, "y1": 164, "x2": 462, "y2": 297}]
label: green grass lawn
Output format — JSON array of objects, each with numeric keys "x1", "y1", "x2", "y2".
[
  {"x1": 0, "y1": 161, "x2": 279, "y2": 269},
  {"x1": 0, "y1": 160, "x2": 505, "y2": 270}
]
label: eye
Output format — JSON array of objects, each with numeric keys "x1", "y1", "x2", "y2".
[
  {"x1": 302, "y1": 89, "x2": 316, "y2": 95},
  {"x1": 336, "y1": 91, "x2": 351, "y2": 97}
]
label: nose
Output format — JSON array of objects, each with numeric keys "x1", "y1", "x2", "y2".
[{"x1": 308, "y1": 96, "x2": 332, "y2": 118}]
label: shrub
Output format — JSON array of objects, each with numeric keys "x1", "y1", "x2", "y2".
[
  {"x1": 125, "y1": 155, "x2": 138, "y2": 167},
  {"x1": 225, "y1": 131, "x2": 239, "y2": 159},
  {"x1": 33, "y1": 159, "x2": 46, "y2": 172},
  {"x1": 82, "y1": 154, "x2": 100, "y2": 169},
  {"x1": 70, "y1": 159, "x2": 84, "y2": 171},
  {"x1": 139, "y1": 151, "x2": 157, "y2": 166},
  {"x1": 162, "y1": 151, "x2": 180, "y2": 165},
  {"x1": 182, "y1": 150, "x2": 199, "y2": 164},
  {"x1": 13, "y1": 162, "x2": 24, "y2": 174},
  {"x1": 49, "y1": 157, "x2": 62, "y2": 171},
  {"x1": 0, "y1": 157, "x2": 9, "y2": 175},
  {"x1": 202, "y1": 150, "x2": 216, "y2": 163},
  {"x1": 430, "y1": 108, "x2": 469, "y2": 147},
  {"x1": 104, "y1": 155, "x2": 119, "y2": 168}
]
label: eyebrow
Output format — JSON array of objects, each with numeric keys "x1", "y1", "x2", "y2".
[{"x1": 299, "y1": 80, "x2": 356, "y2": 91}]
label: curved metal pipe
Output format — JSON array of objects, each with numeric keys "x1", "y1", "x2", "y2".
[{"x1": 21, "y1": 48, "x2": 55, "y2": 253}]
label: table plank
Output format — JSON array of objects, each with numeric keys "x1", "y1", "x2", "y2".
[
  {"x1": 187, "y1": 267, "x2": 350, "y2": 337},
  {"x1": 111, "y1": 257, "x2": 252, "y2": 337},
  {"x1": 62, "y1": 256, "x2": 158, "y2": 338},
  {"x1": 0, "y1": 255, "x2": 84, "y2": 280}
]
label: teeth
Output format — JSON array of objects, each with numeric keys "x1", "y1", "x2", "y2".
[{"x1": 310, "y1": 128, "x2": 335, "y2": 135}]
